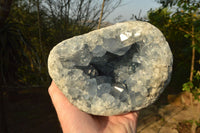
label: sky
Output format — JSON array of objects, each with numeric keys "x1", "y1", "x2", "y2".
[{"x1": 105, "y1": 0, "x2": 162, "y2": 23}]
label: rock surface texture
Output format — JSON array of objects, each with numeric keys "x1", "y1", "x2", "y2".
[{"x1": 48, "y1": 21, "x2": 173, "y2": 116}]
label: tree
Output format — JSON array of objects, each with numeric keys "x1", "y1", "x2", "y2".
[
  {"x1": 0, "y1": 0, "x2": 38, "y2": 86},
  {"x1": 44, "y1": 0, "x2": 121, "y2": 32},
  {"x1": 174, "y1": 0, "x2": 200, "y2": 82},
  {"x1": 174, "y1": 0, "x2": 200, "y2": 102},
  {"x1": 0, "y1": 1, "x2": 31, "y2": 132}
]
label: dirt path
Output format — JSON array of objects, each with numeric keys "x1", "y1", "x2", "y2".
[{"x1": 138, "y1": 103, "x2": 200, "y2": 133}]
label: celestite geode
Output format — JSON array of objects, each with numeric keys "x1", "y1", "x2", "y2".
[{"x1": 48, "y1": 21, "x2": 173, "y2": 116}]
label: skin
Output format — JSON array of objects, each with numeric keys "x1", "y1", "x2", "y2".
[{"x1": 48, "y1": 81, "x2": 138, "y2": 133}]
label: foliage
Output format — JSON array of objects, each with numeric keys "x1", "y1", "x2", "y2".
[
  {"x1": 148, "y1": 8, "x2": 171, "y2": 33},
  {"x1": 0, "y1": 21, "x2": 39, "y2": 85},
  {"x1": 183, "y1": 71, "x2": 200, "y2": 101},
  {"x1": 155, "y1": 0, "x2": 178, "y2": 7},
  {"x1": 195, "y1": 120, "x2": 200, "y2": 126}
]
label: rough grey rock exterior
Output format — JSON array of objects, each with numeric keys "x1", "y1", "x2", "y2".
[{"x1": 48, "y1": 21, "x2": 173, "y2": 116}]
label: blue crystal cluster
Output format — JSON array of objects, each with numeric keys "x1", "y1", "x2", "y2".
[{"x1": 48, "y1": 21, "x2": 173, "y2": 116}]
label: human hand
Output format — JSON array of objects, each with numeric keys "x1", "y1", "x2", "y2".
[{"x1": 48, "y1": 81, "x2": 138, "y2": 133}]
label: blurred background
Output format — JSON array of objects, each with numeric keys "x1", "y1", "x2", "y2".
[{"x1": 0, "y1": 0, "x2": 200, "y2": 132}]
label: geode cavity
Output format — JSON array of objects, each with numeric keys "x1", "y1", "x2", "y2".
[{"x1": 48, "y1": 21, "x2": 173, "y2": 116}]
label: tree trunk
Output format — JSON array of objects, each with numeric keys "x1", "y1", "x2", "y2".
[
  {"x1": 190, "y1": 24, "x2": 195, "y2": 82},
  {"x1": 36, "y1": 0, "x2": 42, "y2": 52},
  {"x1": 36, "y1": 0, "x2": 46, "y2": 67},
  {"x1": 97, "y1": 0, "x2": 105, "y2": 29},
  {"x1": 189, "y1": 23, "x2": 196, "y2": 107}
]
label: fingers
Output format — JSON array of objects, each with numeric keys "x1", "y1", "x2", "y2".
[
  {"x1": 123, "y1": 111, "x2": 139, "y2": 121},
  {"x1": 48, "y1": 81, "x2": 73, "y2": 111},
  {"x1": 48, "y1": 81, "x2": 62, "y2": 97},
  {"x1": 48, "y1": 81, "x2": 81, "y2": 132},
  {"x1": 48, "y1": 81, "x2": 82, "y2": 116},
  {"x1": 48, "y1": 81, "x2": 99, "y2": 133}
]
